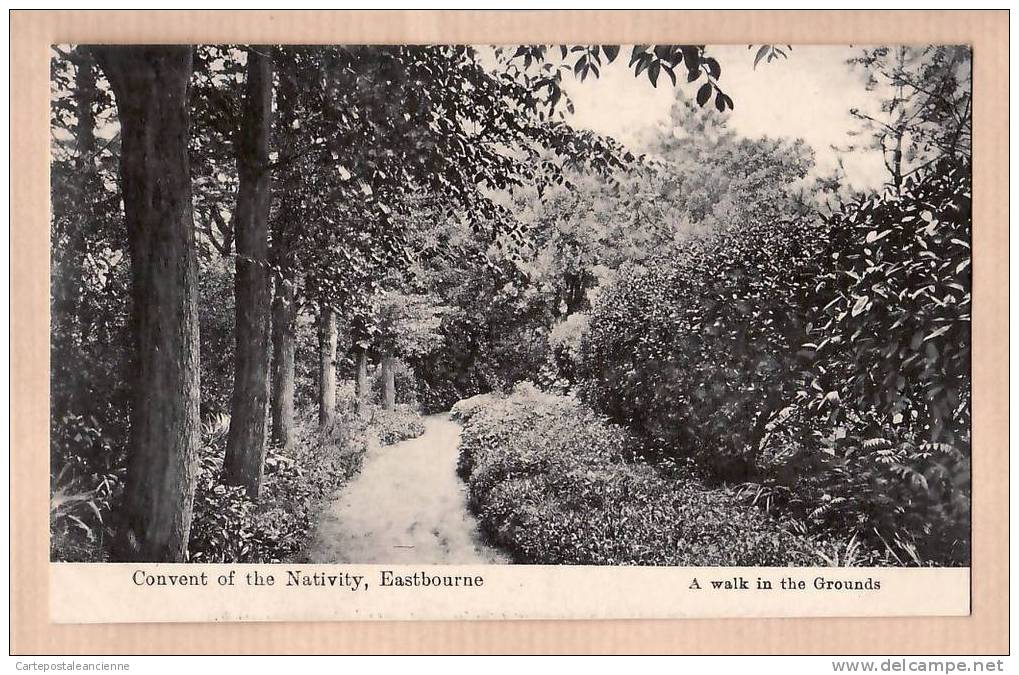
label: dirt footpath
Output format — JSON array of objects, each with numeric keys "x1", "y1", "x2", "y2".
[{"x1": 304, "y1": 414, "x2": 510, "y2": 564}]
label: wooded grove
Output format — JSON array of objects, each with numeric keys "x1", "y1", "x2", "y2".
[{"x1": 51, "y1": 44, "x2": 972, "y2": 566}]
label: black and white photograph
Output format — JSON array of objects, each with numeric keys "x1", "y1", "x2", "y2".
[{"x1": 49, "y1": 42, "x2": 972, "y2": 571}]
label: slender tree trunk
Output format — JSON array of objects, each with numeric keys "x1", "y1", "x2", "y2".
[
  {"x1": 354, "y1": 346, "x2": 368, "y2": 415},
  {"x1": 270, "y1": 271, "x2": 297, "y2": 448},
  {"x1": 73, "y1": 48, "x2": 97, "y2": 159},
  {"x1": 73, "y1": 48, "x2": 98, "y2": 344},
  {"x1": 269, "y1": 49, "x2": 300, "y2": 449},
  {"x1": 93, "y1": 46, "x2": 199, "y2": 562},
  {"x1": 381, "y1": 352, "x2": 396, "y2": 411},
  {"x1": 224, "y1": 48, "x2": 274, "y2": 498},
  {"x1": 318, "y1": 308, "x2": 337, "y2": 427},
  {"x1": 892, "y1": 129, "x2": 903, "y2": 195}
]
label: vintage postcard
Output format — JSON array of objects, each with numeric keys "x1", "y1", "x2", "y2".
[
  {"x1": 11, "y1": 9, "x2": 1008, "y2": 655},
  {"x1": 45, "y1": 40, "x2": 975, "y2": 623}
]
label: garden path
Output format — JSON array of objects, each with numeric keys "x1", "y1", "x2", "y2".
[{"x1": 304, "y1": 414, "x2": 509, "y2": 564}]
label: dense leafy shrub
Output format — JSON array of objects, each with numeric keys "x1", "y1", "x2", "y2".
[
  {"x1": 417, "y1": 380, "x2": 463, "y2": 415},
  {"x1": 575, "y1": 159, "x2": 971, "y2": 565},
  {"x1": 449, "y1": 391, "x2": 505, "y2": 424},
  {"x1": 188, "y1": 442, "x2": 258, "y2": 562},
  {"x1": 188, "y1": 410, "x2": 368, "y2": 562},
  {"x1": 743, "y1": 429, "x2": 969, "y2": 566},
  {"x1": 457, "y1": 387, "x2": 819, "y2": 565},
  {"x1": 49, "y1": 412, "x2": 127, "y2": 562},
  {"x1": 546, "y1": 312, "x2": 590, "y2": 385},
  {"x1": 49, "y1": 462, "x2": 122, "y2": 562},
  {"x1": 369, "y1": 405, "x2": 426, "y2": 446},
  {"x1": 810, "y1": 158, "x2": 971, "y2": 447},
  {"x1": 49, "y1": 112, "x2": 133, "y2": 484},
  {"x1": 747, "y1": 159, "x2": 973, "y2": 565},
  {"x1": 579, "y1": 217, "x2": 827, "y2": 480},
  {"x1": 196, "y1": 254, "x2": 235, "y2": 417},
  {"x1": 415, "y1": 350, "x2": 505, "y2": 414},
  {"x1": 49, "y1": 167, "x2": 132, "y2": 562}
]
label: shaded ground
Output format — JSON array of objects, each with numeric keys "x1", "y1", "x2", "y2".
[{"x1": 304, "y1": 414, "x2": 509, "y2": 564}]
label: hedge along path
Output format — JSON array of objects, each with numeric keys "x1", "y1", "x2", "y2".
[{"x1": 304, "y1": 414, "x2": 510, "y2": 564}]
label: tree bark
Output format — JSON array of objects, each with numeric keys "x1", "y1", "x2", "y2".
[
  {"x1": 381, "y1": 352, "x2": 396, "y2": 411},
  {"x1": 269, "y1": 49, "x2": 300, "y2": 449},
  {"x1": 224, "y1": 48, "x2": 274, "y2": 498},
  {"x1": 73, "y1": 48, "x2": 97, "y2": 159},
  {"x1": 318, "y1": 308, "x2": 338, "y2": 427},
  {"x1": 71, "y1": 47, "x2": 98, "y2": 344},
  {"x1": 270, "y1": 271, "x2": 297, "y2": 448},
  {"x1": 354, "y1": 346, "x2": 369, "y2": 415},
  {"x1": 93, "y1": 46, "x2": 199, "y2": 562}
]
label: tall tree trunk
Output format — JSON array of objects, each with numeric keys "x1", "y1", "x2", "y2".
[
  {"x1": 354, "y1": 345, "x2": 368, "y2": 415},
  {"x1": 381, "y1": 352, "x2": 396, "y2": 411},
  {"x1": 93, "y1": 46, "x2": 199, "y2": 562},
  {"x1": 224, "y1": 48, "x2": 274, "y2": 498},
  {"x1": 318, "y1": 308, "x2": 337, "y2": 427},
  {"x1": 270, "y1": 271, "x2": 297, "y2": 448},
  {"x1": 269, "y1": 50, "x2": 299, "y2": 449},
  {"x1": 73, "y1": 48, "x2": 97, "y2": 159},
  {"x1": 72, "y1": 48, "x2": 98, "y2": 344}
]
